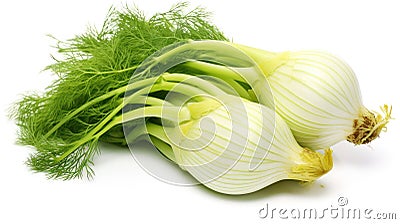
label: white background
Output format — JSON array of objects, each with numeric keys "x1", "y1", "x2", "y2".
[{"x1": 1, "y1": 0, "x2": 399, "y2": 223}]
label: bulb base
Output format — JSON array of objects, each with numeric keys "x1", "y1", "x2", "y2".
[
  {"x1": 289, "y1": 148, "x2": 333, "y2": 182},
  {"x1": 347, "y1": 105, "x2": 392, "y2": 145}
]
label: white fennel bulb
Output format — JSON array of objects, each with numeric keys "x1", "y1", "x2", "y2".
[
  {"x1": 169, "y1": 96, "x2": 332, "y2": 195},
  {"x1": 232, "y1": 44, "x2": 391, "y2": 150}
]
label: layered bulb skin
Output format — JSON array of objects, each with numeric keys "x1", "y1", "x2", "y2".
[
  {"x1": 269, "y1": 50, "x2": 364, "y2": 150},
  {"x1": 233, "y1": 43, "x2": 391, "y2": 150},
  {"x1": 169, "y1": 96, "x2": 332, "y2": 195}
]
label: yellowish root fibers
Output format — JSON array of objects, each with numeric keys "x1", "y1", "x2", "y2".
[{"x1": 289, "y1": 148, "x2": 333, "y2": 182}]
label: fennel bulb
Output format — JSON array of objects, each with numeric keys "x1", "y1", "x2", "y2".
[
  {"x1": 168, "y1": 96, "x2": 332, "y2": 194},
  {"x1": 231, "y1": 44, "x2": 392, "y2": 150}
]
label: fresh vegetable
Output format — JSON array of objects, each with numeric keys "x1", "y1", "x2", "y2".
[
  {"x1": 169, "y1": 95, "x2": 332, "y2": 195},
  {"x1": 11, "y1": 2, "x2": 389, "y2": 190},
  {"x1": 224, "y1": 45, "x2": 392, "y2": 150},
  {"x1": 118, "y1": 73, "x2": 333, "y2": 194}
]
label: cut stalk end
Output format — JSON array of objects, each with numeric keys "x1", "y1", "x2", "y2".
[
  {"x1": 347, "y1": 104, "x2": 392, "y2": 145},
  {"x1": 289, "y1": 148, "x2": 333, "y2": 182}
]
